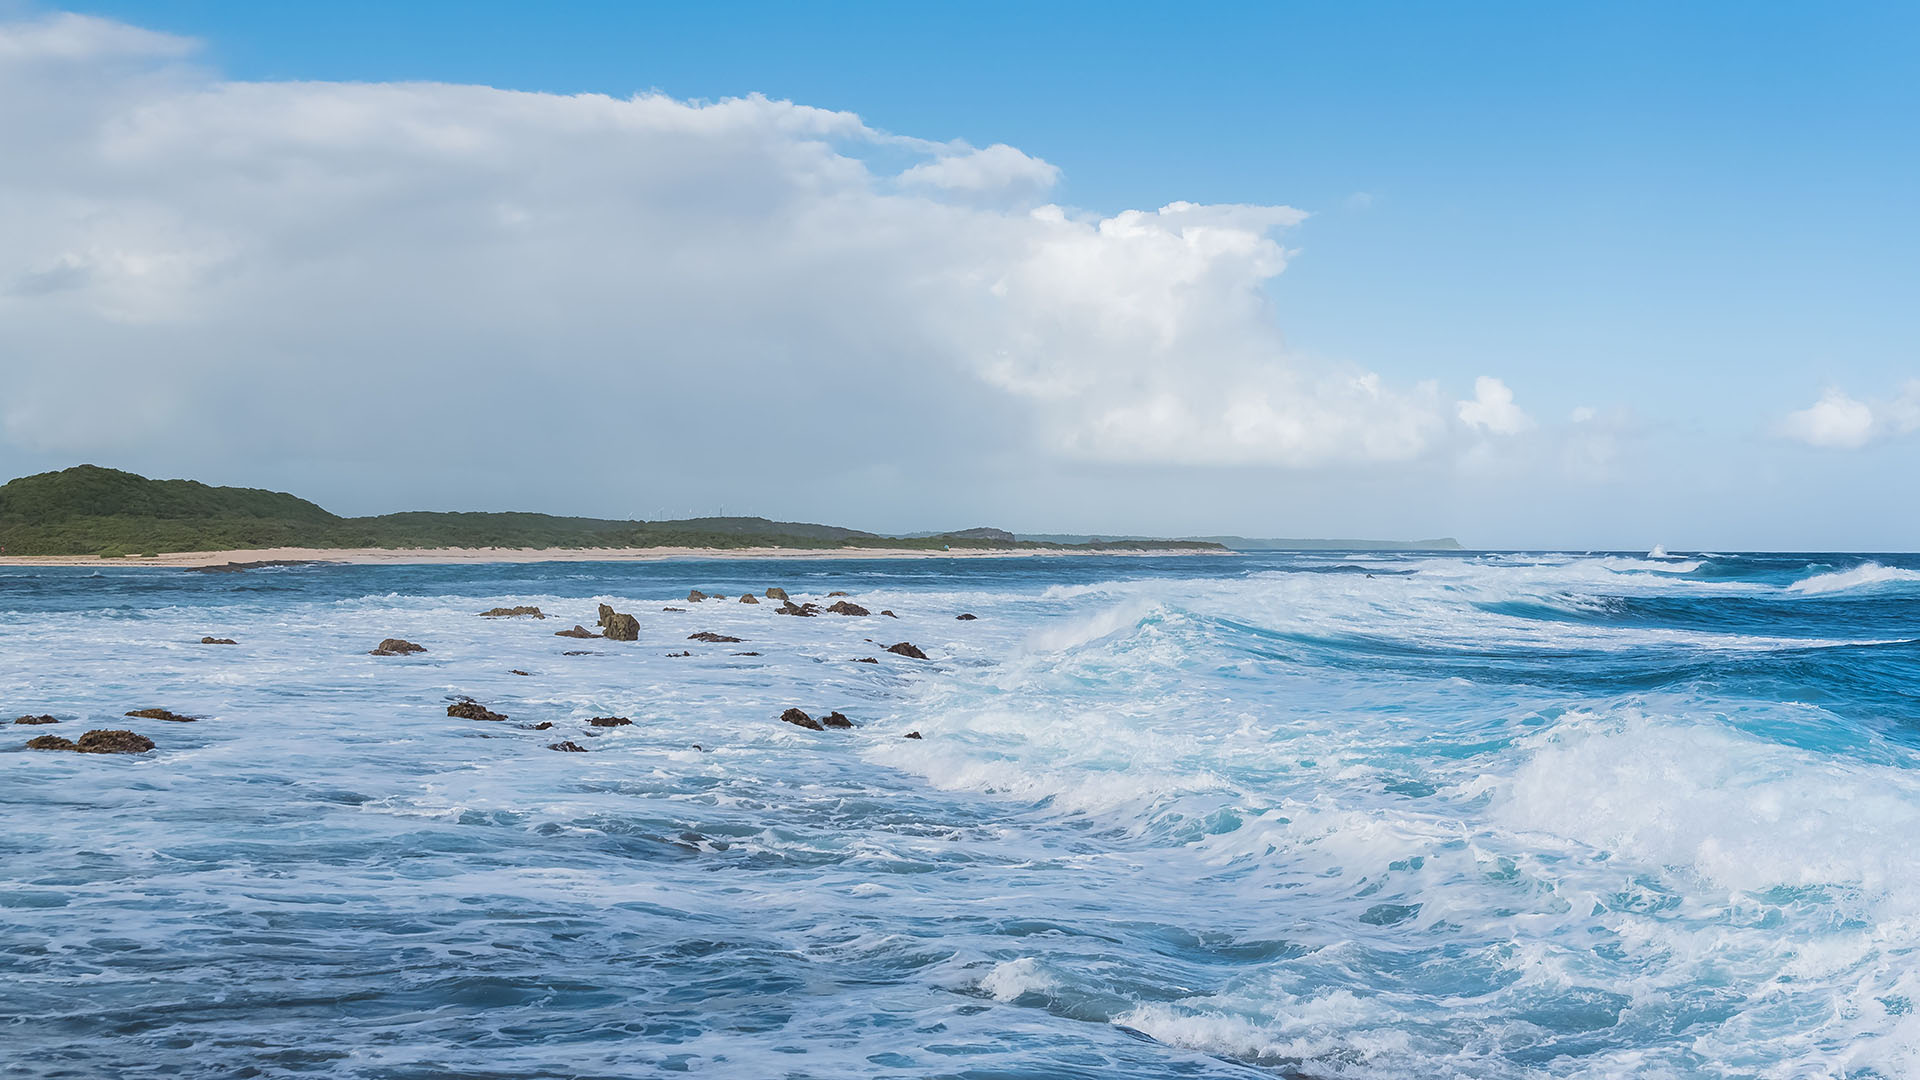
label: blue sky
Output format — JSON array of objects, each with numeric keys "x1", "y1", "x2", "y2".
[{"x1": 3, "y1": 2, "x2": 1918, "y2": 547}]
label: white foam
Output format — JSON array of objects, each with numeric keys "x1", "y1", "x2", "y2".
[{"x1": 1786, "y1": 562, "x2": 1920, "y2": 595}]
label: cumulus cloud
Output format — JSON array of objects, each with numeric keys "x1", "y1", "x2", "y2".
[
  {"x1": 0, "y1": 10, "x2": 1528, "y2": 513},
  {"x1": 1778, "y1": 385, "x2": 1920, "y2": 450},
  {"x1": 1456, "y1": 376, "x2": 1533, "y2": 435}
]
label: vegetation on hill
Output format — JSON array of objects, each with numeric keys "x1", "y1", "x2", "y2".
[{"x1": 0, "y1": 466, "x2": 1226, "y2": 557}]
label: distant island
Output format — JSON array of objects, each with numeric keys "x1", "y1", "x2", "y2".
[{"x1": 0, "y1": 466, "x2": 1236, "y2": 559}]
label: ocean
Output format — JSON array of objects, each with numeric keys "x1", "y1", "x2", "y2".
[{"x1": 2, "y1": 551, "x2": 1916, "y2": 1078}]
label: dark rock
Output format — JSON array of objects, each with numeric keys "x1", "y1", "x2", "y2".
[
  {"x1": 14, "y1": 715, "x2": 59, "y2": 725},
  {"x1": 885, "y1": 642, "x2": 930, "y2": 660},
  {"x1": 562, "y1": 650, "x2": 595, "y2": 656},
  {"x1": 371, "y1": 638, "x2": 426, "y2": 656},
  {"x1": 478, "y1": 606, "x2": 546, "y2": 619},
  {"x1": 588, "y1": 716, "x2": 632, "y2": 727},
  {"x1": 880, "y1": 610, "x2": 898, "y2": 618},
  {"x1": 687, "y1": 590, "x2": 709, "y2": 602},
  {"x1": 821, "y1": 711, "x2": 854, "y2": 729},
  {"x1": 852, "y1": 657, "x2": 879, "y2": 664},
  {"x1": 688, "y1": 632, "x2": 744, "y2": 643},
  {"x1": 956, "y1": 613, "x2": 978, "y2": 621},
  {"x1": 738, "y1": 594, "x2": 760, "y2": 605},
  {"x1": 662, "y1": 607, "x2": 686, "y2": 612},
  {"x1": 555, "y1": 625, "x2": 600, "y2": 638},
  {"x1": 602, "y1": 613, "x2": 639, "y2": 641},
  {"x1": 200, "y1": 636, "x2": 238, "y2": 645},
  {"x1": 731, "y1": 651, "x2": 762, "y2": 656},
  {"x1": 765, "y1": 587, "x2": 789, "y2": 601},
  {"x1": 548, "y1": 741, "x2": 587, "y2": 753},
  {"x1": 509, "y1": 669, "x2": 531, "y2": 677},
  {"x1": 780, "y1": 707, "x2": 823, "y2": 731},
  {"x1": 76, "y1": 730, "x2": 156, "y2": 754},
  {"x1": 828, "y1": 591, "x2": 851, "y2": 597},
  {"x1": 523, "y1": 721, "x2": 555, "y2": 730},
  {"x1": 665, "y1": 650, "x2": 692, "y2": 657},
  {"x1": 26, "y1": 734, "x2": 74, "y2": 751},
  {"x1": 905, "y1": 731, "x2": 923, "y2": 740},
  {"x1": 448, "y1": 701, "x2": 508, "y2": 722},
  {"x1": 827, "y1": 601, "x2": 870, "y2": 616},
  {"x1": 776, "y1": 601, "x2": 822, "y2": 617},
  {"x1": 125, "y1": 708, "x2": 195, "y2": 723},
  {"x1": 597, "y1": 603, "x2": 616, "y2": 628}
]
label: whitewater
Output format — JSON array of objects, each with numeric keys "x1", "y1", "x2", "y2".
[{"x1": 3, "y1": 551, "x2": 1917, "y2": 1079}]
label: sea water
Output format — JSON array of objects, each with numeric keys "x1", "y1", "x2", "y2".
[{"x1": 1, "y1": 552, "x2": 1917, "y2": 1079}]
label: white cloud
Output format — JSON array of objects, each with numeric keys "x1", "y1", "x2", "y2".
[
  {"x1": 1456, "y1": 376, "x2": 1533, "y2": 435},
  {"x1": 0, "y1": 10, "x2": 1525, "y2": 504},
  {"x1": 1779, "y1": 388, "x2": 1887, "y2": 449}
]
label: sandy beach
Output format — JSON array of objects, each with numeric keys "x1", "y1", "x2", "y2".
[{"x1": 0, "y1": 544, "x2": 1228, "y2": 569}]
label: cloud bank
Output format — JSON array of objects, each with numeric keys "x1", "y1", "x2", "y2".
[
  {"x1": 0, "y1": 11, "x2": 1537, "y2": 521},
  {"x1": 1780, "y1": 384, "x2": 1920, "y2": 450}
]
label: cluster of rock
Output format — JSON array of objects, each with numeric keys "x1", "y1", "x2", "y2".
[
  {"x1": 597, "y1": 603, "x2": 639, "y2": 641},
  {"x1": 28, "y1": 730, "x2": 155, "y2": 754},
  {"x1": 479, "y1": 606, "x2": 546, "y2": 619},
  {"x1": 371, "y1": 638, "x2": 426, "y2": 656},
  {"x1": 14, "y1": 714, "x2": 59, "y2": 725},
  {"x1": 125, "y1": 708, "x2": 196, "y2": 723},
  {"x1": 201, "y1": 636, "x2": 238, "y2": 645},
  {"x1": 780, "y1": 708, "x2": 854, "y2": 731}
]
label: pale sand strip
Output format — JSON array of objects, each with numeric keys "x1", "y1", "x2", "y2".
[{"x1": 0, "y1": 545, "x2": 1227, "y2": 569}]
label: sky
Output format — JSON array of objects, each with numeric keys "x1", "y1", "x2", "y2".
[{"x1": 1, "y1": 2, "x2": 1917, "y2": 549}]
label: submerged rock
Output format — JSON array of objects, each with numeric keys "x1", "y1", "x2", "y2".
[
  {"x1": 562, "y1": 650, "x2": 595, "y2": 656},
  {"x1": 738, "y1": 593, "x2": 760, "y2": 605},
  {"x1": 548, "y1": 741, "x2": 587, "y2": 753},
  {"x1": 448, "y1": 701, "x2": 508, "y2": 722},
  {"x1": 371, "y1": 638, "x2": 426, "y2": 656},
  {"x1": 14, "y1": 715, "x2": 59, "y2": 725},
  {"x1": 602, "y1": 613, "x2": 639, "y2": 641},
  {"x1": 522, "y1": 721, "x2": 555, "y2": 731},
  {"x1": 905, "y1": 731, "x2": 923, "y2": 740},
  {"x1": 780, "y1": 707, "x2": 824, "y2": 731},
  {"x1": 509, "y1": 669, "x2": 531, "y2": 677},
  {"x1": 478, "y1": 606, "x2": 546, "y2": 619},
  {"x1": 732, "y1": 651, "x2": 762, "y2": 656},
  {"x1": 765, "y1": 587, "x2": 789, "y2": 601},
  {"x1": 588, "y1": 716, "x2": 633, "y2": 727},
  {"x1": 851, "y1": 657, "x2": 879, "y2": 664},
  {"x1": 956, "y1": 613, "x2": 978, "y2": 621},
  {"x1": 827, "y1": 591, "x2": 851, "y2": 597},
  {"x1": 125, "y1": 708, "x2": 195, "y2": 723},
  {"x1": 688, "y1": 632, "x2": 744, "y2": 643},
  {"x1": 662, "y1": 607, "x2": 687, "y2": 613},
  {"x1": 200, "y1": 636, "x2": 238, "y2": 645},
  {"x1": 555, "y1": 625, "x2": 600, "y2": 639},
  {"x1": 820, "y1": 711, "x2": 854, "y2": 729},
  {"x1": 26, "y1": 734, "x2": 74, "y2": 751},
  {"x1": 885, "y1": 642, "x2": 930, "y2": 660},
  {"x1": 826, "y1": 601, "x2": 870, "y2": 616},
  {"x1": 665, "y1": 650, "x2": 692, "y2": 657},
  {"x1": 77, "y1": 729, "x2": 156, "y2": 754}
]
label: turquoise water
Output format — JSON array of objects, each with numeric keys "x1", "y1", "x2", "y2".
[{"x1": 2, "y1": 551, "x2": 1917, "y2": 1078}]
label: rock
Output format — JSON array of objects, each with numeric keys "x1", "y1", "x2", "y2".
[
  {"x1": 731, "y1": 651, "x2": 762, "y2": 656},
  {"x1": 602, "y1": 613, "x2": 639, "y2": 641},
  {"x1": 77, "y1": 730, "x2": 157, "y2": 754},
  {"x1": 448, "y1": 701, "x2": 508, "y2": 722},
  {"x1": 905, "y1": 731, "x2": 923, "y2": 740},
  {"x1": 688, "y1": 632, "x2": 744, "y2": 643},
  {"x1": 827, "y1": 601, "x2": 870, "y2": 616},
  {"x1": 821, "y1": 711, "x2": 854, "y2": 729},
  {"x1": 555, "y1": 625, "x2": 600, "y2": 638},
  {"x1": 523, "y1": 721, "x2": 555, "y2": 730},
  {"x1": 687, "y1": 590, "x2": 709, "y2": 602},
  {"x1": 562, "y1": 650, "x2": 595, "y2": 656},
  {"x1": 371, "y1": 638, "x2": 426, "y2": 656},
  {"x1": 26, "y1": 734, "x2": 74, "y2": 751},
  {"x1": 14, "y1": 715, "x2": 59, "y2": 725},
  {"x1": 852, "y1": 657, "x2": 879, "y2": 664},
  {"x1": 125, "y1": 708, "x2": 195, "y2": 723},
  {"x1": 828, "y1": 591, "x2": 851, "y2": 597},
  {"x1": 478, "y1": 606, "x2": 546, "y2": 619},
  {"x1": 665, "y1": 650, "x2": 692, "y2": 657},
  {"x1": 588, "y1": 716, "x2": 632, "y2": 727},
  {"x1": 597, "y1": 603, "x2": 616, "y2": 628},
  {"x1": 509, "y1": 669, "x2": 531, "y2": 676},
  {"x1": 200, "y1": 636, "x2": 238, "y2": 645},
  {"x1": 780, "y1": 707, "x2": 823, "y2": 731},
  {"x1": 738, "y1": 594, "x2": 760, "y2": 604},
  {"x1": 765, "y1": 587, "x2": 789, "y2": 601},
  {"x1": 885, "y1": 642, "x2": 929, "y2": 660},
  {"x1": 880, "y1": 610, "x2": 898, "y2": 618},
  {"x1": 956, "y1": 613, "x2": 978, "y2": 621},
  {"x1": 548, "y1": 741, "x2": 587, "y2": 753},
  {"x1": 776, "y1": 601, "x2": 821, "y2": 617},
  {"x1": 662, "y1": 607, "x2": 686, "y2": 612}
]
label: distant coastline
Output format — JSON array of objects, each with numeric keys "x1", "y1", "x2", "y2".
[{"x1": 0, "y1": 544, "x2": 1241, "y2": 569}]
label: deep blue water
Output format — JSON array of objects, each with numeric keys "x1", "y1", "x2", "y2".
[{"x1": 3, "y1": 551, "x2": 1919, "y2": 1078}]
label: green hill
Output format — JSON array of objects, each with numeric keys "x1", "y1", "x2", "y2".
[{"x1": 0, "y1": 466, "x2": 1225, "y2": 557}]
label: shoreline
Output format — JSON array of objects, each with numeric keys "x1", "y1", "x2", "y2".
[{"x1": 0, "y1": 544, "x2": 1236, "y2": 569}]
